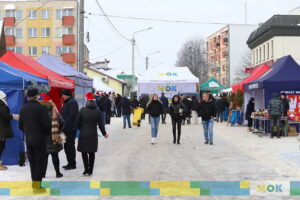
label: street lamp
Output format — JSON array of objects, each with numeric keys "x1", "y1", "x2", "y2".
[
  {"x1": 131, "y1": 27, "x2": 153, "y2": 92},
  {"x1": 146, "y1": 51, "x2": 160, "y2": 70}
]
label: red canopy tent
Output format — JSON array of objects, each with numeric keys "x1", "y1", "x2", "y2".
[
  {"x1": 0, "y1": 51, "x2": 75, "y2": 110},
  {"x1": 232, "y1": 64, "x2": 270, "y2": 93}
]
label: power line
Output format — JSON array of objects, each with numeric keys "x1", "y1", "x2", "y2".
[
  {"x1": 88, "y1": 13, "x2": 258, "y2": 26},
  {"x1": 135, "y1": 43, "x2": 145, "y2": 60},
  {"x1": 94, "y1": 0, "x2": 130, "y2": 41},
  {"x1": 15, "y1": 0, "x2": 53, "y2": 26},
  {"x1": 90, "y1": 41, "x2": 130, "y2": 61}
]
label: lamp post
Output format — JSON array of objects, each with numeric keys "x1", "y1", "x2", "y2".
[
  {"x1": 146, "y1": 51, "x2": 160, "y2": 70},
  {"x1": 131, "y1": 27, "x2": 153, "y2": 92}
]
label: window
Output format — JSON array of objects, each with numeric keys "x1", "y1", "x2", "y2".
[
  {"x1": 28, "y1": 47, "x2": 38, "y2": 56},
  {"x1": 55, "y1": 27, "x2": 73, "y2": 37},
  {"x1": 28, "y1": 10, "x2": 37, "y2": 19},
  {"x1": 41, "y1": 10, "x2": 50, "y2": 19},
  {"x1": 28, "y1": 28, "x2": 37, "y2": 37},
  {"x1": 56, "y1": 46, "x2": 73, "y2": 55},
  {"x1": 263, "y1": 45, "x2": 265, "y2": 61},
  {"x1": 15, "y1": 28, "x2": 23, "y2": 37},
  {"x1": 5, "y1": 28, "x2": 14, "y2": 35},
  {"x1": 41, "y1": 46, "x2": 50, "y2": 54},
  {"x1": 259, "y1": 47, "x2": 261, "y2": 62},
  {"x1": 15, "y1": 10, "x2": 22, "y2": 19},
  {"x1": 256, "y1": 49, "x2": 258, "y2": 64},
  {"x1": 271, "y1": 40, "x2": 274, "y2": 58},
  {"x1": 5, "y1": 10, "x2": 15, "y2": 17},
  {"x1": 267, "y1": 43, "x2": 269, "y2": 59},
  {"x1": 15, "y1": 47, "x2": 22, "y2": 54},
  {"x1": 41, "y1": 28, "x2": 50, "y2": 37},
  {"x1": 56, "y1": 9, "x2": 62, "y2": 19},
  {"x1": 62, "y1": 8, "x2": 73, "y2": 16}
]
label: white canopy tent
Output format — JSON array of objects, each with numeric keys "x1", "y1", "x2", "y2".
[{"x1": 137, "y1": 67, "x2": 199, "y2": 98}]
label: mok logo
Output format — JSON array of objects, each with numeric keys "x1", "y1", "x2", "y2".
[
  {"x1": 158, "y1": 72, "x2": 177, "y2": 76},
  {"x1": 256, "y1": 184, "x2": 283, "y2": 193},
  {"x1": 157, "y1": 85, "x2": 177, "y2": 92}
]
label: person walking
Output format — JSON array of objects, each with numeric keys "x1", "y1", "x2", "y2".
[
  {"x1": 109, "y1": 93, "x2": 117, "y2": 117},
  {"x1": 98, "y1": 93, "x2": 109, "y2": 126},
  {"x1": 215, "y1": 96, "x2": 226, "y2": 123},
  {"x1": 169, "y1": 95, "x2": 186, "y2": 144},
  {"x1": 268, "y1": 93, "x2": 284, "y2": 138},
  {"x1": 60, "y1": 89, "x2": 79, "y2": 170},
  {"x1": 147, "y1": 94, "x2": 163, "y2": 144},
  {"x1": 105, "y1": 94, "x2": 112, "y2": 124},
  {"x1": 132, "y1": 96, "x2": 140, "y2": 108},
  {"x1": 139, "y1": 95, "x2": 148, "y2": 120},
  {"x1": 191, "y1": 96, "x2": 199, "y2": 124},
  {"x1": 182, "y1": 96, "x2": 192, "y2": 125},
  {"x1": 19, "y1": 88, "x2": 51, "y2": 191},
  {"x1": 280, "y1": 93, "x2": 290, "y2": 136},
  {"x1": 39, "y1": 93, "x2": 64, "y2": 178},
  {"x1": 245, "y1": 97, "x2": 255, "y2": 132},
  {"x1": 197, "y1": 93, "x2": 216, "y2": 145},
  {"x1": 77, "y1": 92, "x2": 109, "y2": 176},
  {"x1": 118, "y1": 96, "x2": 135, "y2": 129},
  {"x1": 115, "y1": 94, "x2": 122, "y2": 117},
  {"x1": 160, "y1": 93, "x2": 169, "y2": 124},
  {"x1": 0, "y1": 91, "x2": 18, "y2": 170}
]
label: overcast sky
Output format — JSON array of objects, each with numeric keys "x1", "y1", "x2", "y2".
[{"x1": 85, "y1": 0, "x2": 299, "y2": 73}]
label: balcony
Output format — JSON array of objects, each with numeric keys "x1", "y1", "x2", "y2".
[
  {"x1": 5, "y1": 35, "x2": 15, "y2": 46},
  {"x1": 3, "y1": 17, "x2": 15, "y2": 26},
  {"x1": 62, "y1": 53, "x2": 75, "y2": 63},
  {"x1": 63, "y1": 34, "x2": 75, "y2": 45},
  {"x1": 222, "y1": 51, "x2": 229, "y2": 58},
  {"x1": 62, "y1": 16, "x2": 75, "y2": 26}
]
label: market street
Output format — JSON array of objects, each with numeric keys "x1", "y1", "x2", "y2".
[{"x1": 2, "y1": 116, "x2": 300, "y2": 200}]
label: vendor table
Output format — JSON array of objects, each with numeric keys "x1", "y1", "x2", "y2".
[{"x1": 252, "y1": 116, "x2": 288, "y2": 137}]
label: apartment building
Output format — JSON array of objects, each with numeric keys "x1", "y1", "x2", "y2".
[
  {"x1": 207, "y1": 24, "x2": 257, "y2": 86},
  {"x1": 0, "y1": 0, "x2": 78, "y2": 68}
]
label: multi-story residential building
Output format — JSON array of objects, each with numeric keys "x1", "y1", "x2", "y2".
[
  {"x1": 247, "y1": 14, "x2": 300, "y2": 69},
  {"x1": 0, "y1": 0, "x2": 78, "y2": 68},
  {"x1": 206, "y1": 24, "x2": 257, "y2": 86}
]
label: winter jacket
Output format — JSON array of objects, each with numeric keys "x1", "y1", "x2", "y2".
[
  {"x1": 245, "y1": 101, "x2": 255, "y2": 120},
  {"x1": 215, "y1": 98, "x2": 226, "y2": 113},
  {"x1": 197, "y1": 100, "x2": 216, "y2": 121},
  {"x1": 60, "y1": 97, "x2": 79, "y2": 133},
  {"x1": 118, "y1": 97, "x2": 135, "y2": 115},
  {"x1": 132, "y1": 99, "x2": 140, "y2": 108},
  {"x1": 98, "y1": 97, "x2": 110, "y2": 112},
  {"x1": 169, "y1": 102, "x2": 186, "y2": 120},
  {"x1": 268, "y1": 94, "x2": 283, "y2": 116},
  {"x1": 147, "y1": 100, "x2": 163, "y2": 117},
  {"x1": 19, "y1": 100, "x2": 51, "y2": 147},
  {"x1": 0, "y1": 100, "x2": 13, "y2": 141},
  {"x1": 77, "y1": 100, "x2": 107, "y2": 153},
  {"x1": 160, "y1": 96, "x2": 169, "y2": 109},
  {"x1": 139, "y1": 96, "x2": 149, "y2": 110},
  {"x1": 191, "y1": 97, "x2": 199, "y2": 111},
  {"x1": 182, "y1": 98, "x2": 192, "y2": 116},
  {"x1": 115, "y1": 95, "x2": 122, "y2": 106},
  {"x1": 281, "y1": 98, "x2": 290, "y2": 117}
]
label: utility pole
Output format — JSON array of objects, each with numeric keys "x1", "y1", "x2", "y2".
[
  {"x1": 146, "y1": 56, "x2": 149, "y2": 70},
  {"x1": 131, "y1": 38, "x2": 135, "y2": 91},
  {"x1": 78, "y1": 0, "x2": 84, "y2": 72}
]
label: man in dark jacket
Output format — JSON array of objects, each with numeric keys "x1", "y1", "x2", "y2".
[
  {"x1": 98, "y1": 93, "x2": 109, "y2": 126},
  {"x1": 105, "y1": 94, "x2": 112, "y2": 124},
  {"x1": 197, "y1": 93, "x2": 216, "y2": 145},
  {"x1": 60, "y1": 89, "x2": 79, "y2": 170},
  {"x1": 191, "y1": 96, "x2": 199, "y2": 124},
  {"x1": 182, "y1": 96, "x2": 192, "y2": 125},
  {"x1": 280, "y1": 93, "x2": 290, "y2": 136},
  {"x1": 268, "y1": 93, "x2": 284, "y2": 138},
  {"x1": 245, "y1": 97, "x2": 255, "y2": 132},
  {"x1": 215, "y1": 96, "x2": 226, "y2": 123},
  {"x1": 139, "y1": 95, "x2": 149, "y2": 120},
  {"x1": 118, "y1": 97, "x2": 135, "y2": 128},
  {"x1": 160, "y1": 93, "x2": 169, "y2": 124},
  {"x1": 115, "y1": 94, "x2": 122, "y2": 117},
  {"x1": 19, "y1": 88, "x2": 51, "y2": 190}
]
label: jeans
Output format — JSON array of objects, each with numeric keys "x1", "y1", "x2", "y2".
[
  {"x1": 216, "y1": 111, "x2": 224, "y2": 122},
  {"x1": 202, "y1": 119, "x2": 214, "y2": 142},
  {"x1": 101, "y1": 112, "x2": 106, "y2": 125},
  {"x1": 270, "y1": 116, "x2": 281, "y2": 137},
  {"x1": 123, "y1": 114, "x2": 131, "y2": 128},
  {"x1": 191, "y1": 110, "x2": 198, "y2": 124},
  {"x1": 150, "y1": 116, "x2": 160, "y2": 138}
]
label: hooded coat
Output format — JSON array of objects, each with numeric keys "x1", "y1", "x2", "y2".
[
  {"x1": 268, "y1": 93, "x2": 284, "y2": 116},
  {"x1": 77, "y1": 100, "x2": 107, "y2": 153}
]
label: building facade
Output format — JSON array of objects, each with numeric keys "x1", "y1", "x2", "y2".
[
  {"x1": 247, "y1": 15, "x2": 300, "y2": 68},
  {"x1": 206, "y1": 24, "x2": 257, "y2": 86},
  {"x1": 0, "y1": 0, "x2": 78, "y2": 68}
]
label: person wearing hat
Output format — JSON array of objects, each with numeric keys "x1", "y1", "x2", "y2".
[
  {"x1": 19, "y1": 88, "x2": 51, "y2": 191},
  {"x1": 280, "y1": 93, "x2": 290, "y2": 136},
  {"x1": 77, "y1": 92, "x2": 109, "y2": 176},
  {"x1": 0, "y1": 90, "x2": 18, "y2": 170},
  {"x1": 60, "y1": 89, "x2": 79, "y2": 170},
  {"x1": 245, "y1": 97, "x2": 255, "y2": 132}
]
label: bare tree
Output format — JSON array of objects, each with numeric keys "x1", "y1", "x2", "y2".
[
  {"x1": 233, "y1": 50, "x2": 252, "y2": 84},
  {"x1": 176, "y1": 37, "x2": 208, "y2": 83}
]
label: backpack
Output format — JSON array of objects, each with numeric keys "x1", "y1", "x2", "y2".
[{"x1": 269, "y1": 99, "x2": 282, "y2": 116}]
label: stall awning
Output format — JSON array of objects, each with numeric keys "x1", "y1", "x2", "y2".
[{"x1": 200, "y1": 77, "x2": 228, "y2": 93}]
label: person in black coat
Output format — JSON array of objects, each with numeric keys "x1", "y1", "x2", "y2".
[
  {"x1": 215, "y1": 96, "x2": 226, "y2": 123},
  {"x1": 139, "y1": 95, "x2": 149, "y2": 120},
  {"x1": 147, "y1": 94, "x2": 164, "y2": 144},
  {"x1": 105, "y1": 95, "x2": 112, "y2": 124},
  {"x1": 132, "y1": 96, "x2": 140, "y2": 108},
  {"x1": 118, "y1": 97, "x2": 136, "y2": 128},
  {"x1": 19, "y1": 88, "x2": 51, "y2": 190},
  {"x1": 182, "y1": 96, "x2": 192, "y2": 125},
  {"x1": 245, "y1": 97, "x2": 255, "y2": 132},
  {"x1": 115, "y1": 94, "x2": 122, "y2": 117},
  {"x1": 60, "y1": 89, "x2": 79, "y2": 170},
  {"x1": 98, "y1": 93, "x2": 110, "y2": 126},
  {"x1": 169, "y1": 95, "x2": 186, "y2": 144},
  {"x1": 77, "y1": 92, "x2": 109, "y2": 176},
  {"x1": 191, "y1": 96, "x2": 199, "y2": 124},
  {"x1": 197, "y1": 93, "x2": 216, "y2": 145},
  {"x1": 0, "y1": 90, "x2": 18, "y2": 170}
]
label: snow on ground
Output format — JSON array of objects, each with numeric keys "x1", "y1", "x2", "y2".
[{"x1": 1, "y1": 116, "x2": 300, "y2": 200}]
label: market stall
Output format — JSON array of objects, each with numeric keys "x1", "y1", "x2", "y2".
[
  {"x1": 0, "y1": 51, "x2": 75, "y2": 111},
  {"x1": 137, "y1": 67, "x2": 199, "y2": 99},
  {"x1": 37, "y1": 54, "x2": 93, "y2": 108},
  {"x1": 200, "y1": 77, "x2": 228, "y2": 94},
  {"x1": 0, "y1": 61, "x2": 48, "y2": 165}
]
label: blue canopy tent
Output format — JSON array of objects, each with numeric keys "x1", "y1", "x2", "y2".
[
  {"x1": 37, "y1": 54, "x2": 93, "y2": 108},
  {"x1": 0, "y1": 61, "x2": 48, "y2": 165},
  {"x1": 245, "y1": 55, "x2": 300, "y2": 110}
]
